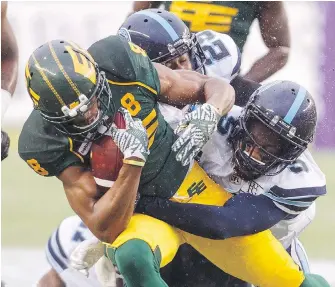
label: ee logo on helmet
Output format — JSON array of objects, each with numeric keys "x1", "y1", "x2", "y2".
[{"x1": 65, "y1": 45, "x2": 97, "y2": 84}]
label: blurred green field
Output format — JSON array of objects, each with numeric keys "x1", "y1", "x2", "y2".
[{"x1": 2, "y1": 130, "x2": 335, "y2": 260}]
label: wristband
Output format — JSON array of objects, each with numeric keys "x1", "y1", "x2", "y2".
[
  {"x1": 1, "y1": 89, "x2": 12, "y2": 123},
  {"x1": 123, "y1": 159, "x2": 145, "y2": 167}
]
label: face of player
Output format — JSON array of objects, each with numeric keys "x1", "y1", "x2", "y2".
[
  {"x1": 240, "y1": 119, "x2": 284, "y2": 167},
  {"x1": 72, "y1": 96, "x2": 100, "y2": 129},
  {"x1": 165, "y1": 53, "x2": 193, "y2": 71}
]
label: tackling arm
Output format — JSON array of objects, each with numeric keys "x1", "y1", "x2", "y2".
[
  {"x1": 230, "y1": 75, "x2": 261, "y2": 106},
  {"x1": 243, "y1": 2, "x2": 290, "y2": 82},
  {"x1": 58, "y1": 164, "x2": 142, "y2": 243},
  {"x1": 136, "y1": 193, "x2": 288, "y2": 239},
  {"x1": 155, "y1": 63, "x2": 235, "y2": 116}
]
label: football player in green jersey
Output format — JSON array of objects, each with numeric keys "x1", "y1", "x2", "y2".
[
  {"x1": 20, "y1": 37, "x2": 320, "y2": 287},
  {"x1": 130, "y1": 1, "x2": 290, "y2": 82}
]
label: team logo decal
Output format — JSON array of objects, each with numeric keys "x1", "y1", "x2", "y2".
[
  {"x1": 118, "y1": 28, "x2": 132, "y2": 42},
  {"x1": 229, "y1": 173, "x2": 241, "y2": 185}
]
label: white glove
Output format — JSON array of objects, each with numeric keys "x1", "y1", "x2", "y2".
[
  {"x1": 69, "y1": 237, "x2": 105, "y2": 277},
  {"x1": 108, "y1": 107, "x2": 149, "y2": 162},
  {"x1": 172, "y1": 103, "x2": 221, "y2": 166},
  {"x1": 95, "y1": 256, "x2": 118, "y2": 287}
]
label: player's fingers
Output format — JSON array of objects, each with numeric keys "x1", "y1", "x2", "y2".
[
  {"x1": 182, "y1": 145, "x2": 200, "y2": 166},
  {"x1": 180, "y1": 139, "x2": 195, "y2": 166},
  {"x1": 118, "y1": 107, "x2": 133, "y2": 129},
  {"x1": 173, "y1": 124, "x2": 193, "y2": 148},
  {"x1": 107, "y1": 124, "x2": 118, "y2": 137},
  {"x1": 172, "y1": 130, "x2": 193, "y2": 154},
  {"x1": 133, "y1": 118, "x2": 146, "y2": 131},
  {"x1": 172, "y1": 135, "x2": 186, "y2": 152},
  {"x1": 175, "y1": 137, "x2": 192, "y2": 163},
  {"x1": 78, "y1": 268, "x2": 89, "y2": 278},
  {"x1": 70, "y1": 260, "x2": 88, "y2": 271},
  {"x1": 174, "y1": 119, "x2": 189, "y2": 136}
]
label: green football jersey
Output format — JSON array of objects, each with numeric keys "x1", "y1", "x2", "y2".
[
  {"x1": 18, "y1": 110, "x2": 90, "y2": 177},
  {"x1": 163, "y1": 1, "x2": 262, "y2": 51},
  {"x1": 19, "y1": 36, "x2": 188, "y2": 198}
]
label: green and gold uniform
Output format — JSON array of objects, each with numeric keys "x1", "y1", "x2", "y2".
[
  {"x1": 19, "y1": 36, "x2": 188, "y2": 198},
  {"x1": 163, "y1": 1, "x2": 263, "y2": 51},
  {"x1": 19, "y1": 36, "x2": 304, "y2": 287}
]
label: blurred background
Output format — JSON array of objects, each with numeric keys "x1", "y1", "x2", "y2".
[{"x1": 1, "y1": 1, "x2": 335, "y2": 286}]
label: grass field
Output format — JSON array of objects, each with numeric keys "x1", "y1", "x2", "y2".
[{"x1": 2, "y1": 130, "x2": 335, "y2": 261}]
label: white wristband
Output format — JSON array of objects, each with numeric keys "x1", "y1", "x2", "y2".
[{"x1": 1, "y1": 89, "x2": 12, "y2": 124}]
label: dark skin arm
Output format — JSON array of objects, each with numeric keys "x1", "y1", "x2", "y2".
[
  {"x1": 1, "y1": 1, "x2": 18, "y2": 94},
  {"x1": 58, "y1": 163, "x2": 142, "y2": 243},
  {"x1": 127, "y1": 1, "x2": 162, "y2": 17},
  {"x1": 132, "y1": 1, "x2": 162, "y2": 12},
  {"x1": 155, "y1": 63, "x2": 235, "y2": 116},
  {"x1": 230, "y1": 75, "x2": 261, "y2": 107},
  {"x1": 243, "y1": 2, "x2": 290, "y2": 83}
]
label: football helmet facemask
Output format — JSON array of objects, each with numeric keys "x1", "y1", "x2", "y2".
[
  {"x1": 25, "y1": 40, "x2": 115, "y2": 142},
  {"x1": 229, "y1": 81, "x2": 317, "y2": 180},
  {"x1": 119, "y1": 8, "x2": 206, "y2": 73}
]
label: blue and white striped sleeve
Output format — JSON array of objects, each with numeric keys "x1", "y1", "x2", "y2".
[
  {"x1": 264, "y1": 185, "x2": 326, "y2": 215},
  {"x1": 263, "y1": 152, "x2": 327, "y2": 215},
  {"x1": 45, "y1": 226, "x2": 69, "y2": 274}
]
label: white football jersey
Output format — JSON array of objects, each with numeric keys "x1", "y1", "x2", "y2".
[
  {"x1": 159, "y1": 30, "x2": 241, "y2": 130},
  {"x1": 45, "y1": 216, "x2": 103, "y2": 286},
  {"x1": 197, "y1": 30, "x2": 241, "y2": 82},
  {"x1": 159, "y1": 104, "x2": 326, "y2": 248},
  {"x1": 200, "y1": 106, "x2": 325, "y2": 248}
]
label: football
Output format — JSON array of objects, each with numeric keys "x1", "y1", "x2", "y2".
[{"x1": 91, "y1": 111, "x2": 125, "y2": 194}]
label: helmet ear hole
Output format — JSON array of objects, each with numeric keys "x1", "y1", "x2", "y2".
[
  {"x1": 144, "y1": 19, "x2": 148, "y2": 22},
  {"x1": 64, "y1": 50, "x2": 69, "y2": 54},
  {"x1": 128, "y1": 25, "x2": 131, "y2": 29}
]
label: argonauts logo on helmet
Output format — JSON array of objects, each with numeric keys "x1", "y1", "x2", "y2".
[{"x1": 118, "y1": 27, "x2": 132, "y2": 42}]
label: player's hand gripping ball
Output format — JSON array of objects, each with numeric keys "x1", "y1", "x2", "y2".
[{"x1": 91, "y1": 108, "x2": 149, "y2": 195}]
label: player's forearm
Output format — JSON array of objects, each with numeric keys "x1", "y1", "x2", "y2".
[
  {"x1": 137, "y1": 193, "x2": 287, "y2": 239},
  {"x1": 132, "y1": 1, "x2": 161, "y2": 12},
  {"x1": 204, "y1": 78, "x2": 235, "y2": 116},
  {"x1": 157, "y1": 64, "x2": 234, "y2": 112},
  {"x1": 230, "y1": 75, "x2": 261, "y2": 107},
  {"x1": 243, "y1": 46, "x2": 289, "y2": 83},
  {"x1": 1, "y1": 19, "x2": 19, "y2": 94},
  {"x1": 92, "y1": 164, "x2": 142, "y2": 243}
]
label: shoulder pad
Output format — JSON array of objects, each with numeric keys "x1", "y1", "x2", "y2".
[
  {"x1": 88, "y1": 36, "x2": 160, "y2": 95},
  {"x1": 264, "y1": 151, "x2": 326, "y2": 214},
  {"x1": 19, "y1": 110, "x2": 84, "y2": 177}
]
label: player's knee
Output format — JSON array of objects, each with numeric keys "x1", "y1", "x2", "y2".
[{"x1": 114, "y1": 239, "x2": 160, "y2": 277}]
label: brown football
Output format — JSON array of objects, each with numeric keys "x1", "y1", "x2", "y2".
[{"x1": 91, "y1": 111, "x2": 125, "y2": 194}]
